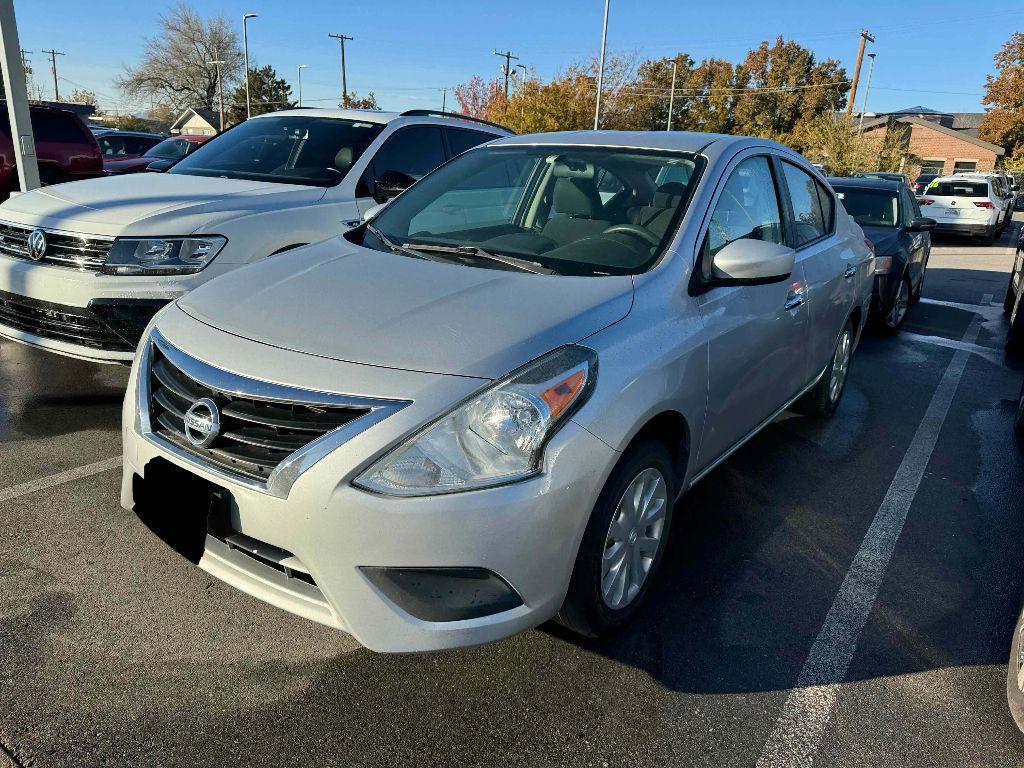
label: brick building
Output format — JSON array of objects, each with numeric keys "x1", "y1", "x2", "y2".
[{"x1": 859, "y1": 106, "x2": 1005, "y2": 177}]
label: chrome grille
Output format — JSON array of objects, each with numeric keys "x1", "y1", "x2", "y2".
[
  {"x1": 145, "y1": 338, "x2": 390, "y2": 485},
  {"x1": 0, "y1": 289, "x2": 133, "y2": 351},
  {"x1": 0, "y1": 220, "x2": 112, "y2": 271}
]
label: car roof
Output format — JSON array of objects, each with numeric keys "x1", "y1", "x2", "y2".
[
  {"x1": 486, "y1": 130, "x2": 798, "y2": 162},
  {"x1": 826, "y1": 176, "x2": 903, "y2": 191},
  {"x1": 248, "y1": 108, "x2": 513, "y2": 134}
]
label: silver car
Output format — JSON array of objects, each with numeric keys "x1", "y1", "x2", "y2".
[{"x1": 121, "y1": 131, "x2": 873, "y2": 652}]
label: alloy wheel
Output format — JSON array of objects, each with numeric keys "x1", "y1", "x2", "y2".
[
  {"x1": 828, "y1": 329, "x2": 852, "y2": 404},
  {"x1": 887, "y1": 279, "x2": 910, "y2": 328},
  {"x1": 601, "y1": 467, "x2": 668, "y2": 610}
]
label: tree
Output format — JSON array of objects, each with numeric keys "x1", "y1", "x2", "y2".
[
  {"x1": 341, "y1": 92, "x2": 379, "y2": 110},
  {"x1": 802, "y1": 114, "x2": 916, "y2": 176},
  {"x1": 67, "y1": 88, "x2": 98, "y2": 107},
  {"x1": 979, "y1": 32, "x2": 1024, "y2": 154},
  {"x1": 108, "y1": 114, "x2": 155, "y2": 132},
  {"x1": 454, "y1": 76, "x2": 505, "y2": 121},
  {"x1": 227, "y1": 64, "x2": 293, "y2": 124},
  {"x1": 732, "y1": 37, "x2": 849, "y2": 149},
  {"x1": 117, "y1": 3, "x2": 243, "y2": 112}
]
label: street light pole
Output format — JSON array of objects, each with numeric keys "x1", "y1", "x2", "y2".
[
  {"x1": 0, "y1": 0, "x2": 41, "y2": 191},
  {"x1": 858, "y1": 53, "x2": 876, "y2": 134},
  {"x1": 242, "y1": 13, "x2": 257, "y2": 119},
  {"x1": 667, "y1": 59, "x2": 677, "y2": 131},
  {"x1": 208, "y1": 58, "x2": 226, "y2": 132},
  {"x1": 297, "y1": 64, "x2": 308, "y2": 108},
  {"x1": 593, "y1": 0, "x2": 611, "y2": 130}
]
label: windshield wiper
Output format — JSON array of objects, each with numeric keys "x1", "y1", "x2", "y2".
[
  {"x1": 365, "y1": 224, "x2": 444, "y2": 262},
  {"x1": 401, "y1": 242, "x2": 554, "y2": 275}
]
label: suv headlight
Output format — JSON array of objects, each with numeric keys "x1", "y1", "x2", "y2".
[
  {"x1": 102, "y1": 236, "x2": 227, "y2": 275},
  {"x1": 355, "y1": 346, "x2": 598, "y2": 496}
]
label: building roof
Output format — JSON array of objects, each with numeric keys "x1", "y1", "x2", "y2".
[
  {"x1": 861, "y1": 114, "x2": 1004, "y2": 155},
  {"x1": 170, "y1": 107, "x2": 220, "y2": 131},
  {"x1": 886, "y1": 105, "x2": 952, "y2": 117}
]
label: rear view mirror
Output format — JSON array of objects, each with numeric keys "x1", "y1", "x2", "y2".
[
  {"x1": 710, "y1": 239, "x2": 796, "y2": 284},
  {"x1": 909, "y1": 217, "x2": 936, "y2": 232},
  {"x1": 373, "y1": 170, "x2": 416, "y2": 204}
]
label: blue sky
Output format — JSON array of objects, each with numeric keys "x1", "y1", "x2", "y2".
[{"x1": 14, "y1": 0, "x2": 1019, "y2": 117}]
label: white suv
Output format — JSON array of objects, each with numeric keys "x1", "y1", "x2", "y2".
[
  {"x1": 0, "y1": 109, "x2": 511, "y2": 363},
  {"x1": 920, "y1": 173, "x2": 1010, "y2": 245}
]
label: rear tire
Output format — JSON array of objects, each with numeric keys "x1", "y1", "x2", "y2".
[
  {"x1": 556, "y1": 439, "x2": 677, "y2": 638},
  {"x1": 981, "y1": 228, "x2": 996, "y2": 247},
  {"x1": 793, "y1": 319, "x2": 855, "y2": 418}
]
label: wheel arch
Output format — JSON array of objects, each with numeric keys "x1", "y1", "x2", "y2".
[{"x1": 622, "y1": 410, "x2": 691, "y2": 491}]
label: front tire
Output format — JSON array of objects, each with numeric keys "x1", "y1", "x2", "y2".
[
  {"x1": 793, "y1": 319, "x2": 855, "y2": 418},
  {"x1": 556, "y1": 439, "x2": 676, "y2": 638},
  {"x1": 878, "y1": 275, "x2": 911, "y2": 333}
]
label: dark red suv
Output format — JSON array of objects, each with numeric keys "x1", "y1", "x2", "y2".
[{"x1": 0, "y1": 104, "x2": 103, "y2": 200}]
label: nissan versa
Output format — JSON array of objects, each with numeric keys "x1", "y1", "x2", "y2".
[{"x1": 122, "y1": 131, "x2": 873, "y2": 652}]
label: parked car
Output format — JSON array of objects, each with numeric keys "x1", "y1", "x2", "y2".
[
  {"x1": 95, "y1": 130, "x2": 164, "y2": 168},
  {"x1": 912, "y1": 173, "x2": 939, "y2": 196},
  {"x1": 103, "y1": 135, "x2": 208, "y2": 175},
  {"x1": 1006, "y1": 227, "x2": 1024, "y2": 357},
  {"x1": 830, "y1": 177, "x2": 934, "y2": 332},
  {"x1": 918, "y1": 175, "x2": 1009, "y2": 245},
  {"x1": 122, "y1": 131, "x2": 873, "y2": 652},
  {"x1": 855, "y1": 171, "x2": 911, "y2": 187},
  {"x1": 0, "y1": 109, "x2": 511, "y2": 362},
  {"x1": 0, "y1": 103, "x2": 102, "y2": 197}
]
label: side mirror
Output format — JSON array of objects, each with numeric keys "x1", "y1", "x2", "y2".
[
  {"x1": 710, "y1": 239, "x2": 796, "y2": 284},
  {"x1": 362, "y1": 201, "x2": 388, "y2": 222},
  {"x1": 1012, "y1": 184, "x2": 1020, "y2": 192},
  {"x1": 908, "y1": 216, "x2": 936, "y2": 232},
  {"x1": 373, "y1": 170, "x2": 416, "y2": 204}
]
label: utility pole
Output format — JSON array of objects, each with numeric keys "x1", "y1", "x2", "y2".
[
  {"x1": 845, "y1": 28, "x2": 875, "y2": 119},
  {"x1": 493, "y1": 49, "x2": 519, "y2": 99},
  {"x1": 297, "y1": 64, "x2": 308, "y2": 108},
  {"x1": 42, "y1": 48, "x2": 64, "y2": 101},
  {"x1": 858, "y1": 53, "x2": 877, "y2": 134},
  {"x1": 593, "y1": 0, "x2": 611, "y2": 130},
  {"x1": 667, "y1": 59, "x2": 677, "y2": 131},
  {"x1": 328, "y1": 33, "x2": 353, "y2": 106},
  {"x1": 0, "y1": 0, "x2": 41, "y2": 190},
  {"x1": 242, "y1": 13, "x2": 257, "y2": 119},
  {"x1": 208, "y1": 57, "x2": 226, "y2": 132},
  {"x1": 441, "y1": 87, "x2": 447, "y2": 113}
]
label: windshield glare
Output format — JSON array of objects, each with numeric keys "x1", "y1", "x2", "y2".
[
  {"x1": 169, "y1": 116, "x2": 385, "y2": 187},
  {"x1": 145, "y1": 138, "x2": 189, "y2": 160},
  {"x1": 834, "y1": 187, "x2": 899, "y2": 228},
  {"x1": 363, "y1": 146, "x2": 702, "y2": 276}
]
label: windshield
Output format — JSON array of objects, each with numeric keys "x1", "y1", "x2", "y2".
[
  {"x1": 361, "y1": 146, "x2": 703, "y2": 276},
  {"x1": 169, "y1": 116, "x2": 385, "y2": 187},
  {"x1": 144, "y1": 138, "x2": 190, "y2": 160},
  {"x1": 834, "y1": 187, "x2": 899, "y2": 228}
]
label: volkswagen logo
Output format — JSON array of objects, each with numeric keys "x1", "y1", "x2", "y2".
[
  {"x1": 27, "y1": 228, "x2": 48, "y2": 261},
  {"x1": 183, "y1": 398, "x2": 221, "y2": 448}
]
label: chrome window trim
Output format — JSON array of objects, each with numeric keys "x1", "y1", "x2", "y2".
[
  {"x1": 0, "y1": 218, "x2": 116, "y2": 242},
  {"x1": 137, "y1": 328, "x2": 411, "y2": 498}
]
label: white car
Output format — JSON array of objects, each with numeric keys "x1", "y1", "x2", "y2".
[
  {"x1": 920, "y1": 173, "x2": 1009, "y2": 245},
  {"x1": 0, "y1": 109, "x2": 511, "y2": 363}
]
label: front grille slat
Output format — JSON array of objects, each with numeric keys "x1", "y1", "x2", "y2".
[
  {"x1": 0, "y1": 289, "x2": 132, "y2": 351},
  {"x1": 147, "y1": 344, "x2": 374, "y2": 485},
  {"x1": 0, "y1": 220, "x2": 112, "y2": 272}
]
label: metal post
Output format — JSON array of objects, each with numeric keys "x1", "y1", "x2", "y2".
[
  {"x1": 593, "y1": 0, "x2": 611, "y2": 130},
  {"x1": 667, "y1": 59, "x2": 677, "y2": 131},
  {"x1": 493, "y1": 49, "x2": 519, "y2": 100},
  {"x1": 845, "y1": 29, "x2": 874, "y2": 118},
  {"x1": 858, "y1": 53, "x2": 876, "y2": 134},
  {"x1": 208, "y1": 58, "x2": 226, "y2": 131},
  {"x1": 329, "y1": 34, "x2": 354, "y2": 106},
  {"x1": 0, "y1": 0, "x2": 40, "y2": 191},
  {"x1": 297, "y1": 64, "x2": 308, "y2": 108},
  {"x1": 441, "y1": 87, "x2": 447, "y2": 113},
  {"x1": 242, "y1": 13, "x2": 257, "y2": 119},
  {"x1": 42, "y1": 48, "x2": 64, "y2": 101}
]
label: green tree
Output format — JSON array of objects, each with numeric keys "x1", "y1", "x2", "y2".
[
  {"x1": 803, "y1": 114, "x2": 916, "y2": 175},
  {"x1": 227, "y1": 64, "x2": 293, "y2": 123},
  {"x1": 108, "y1": 115, "x2": 155, "y2": 132},
  {"x1": 341, "y1": 92, "x2": 379, "y2": 110},
  {"x1": 979, "y1": 32, "x2": 1024, "y2": 154}
]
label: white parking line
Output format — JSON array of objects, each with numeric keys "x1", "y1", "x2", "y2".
[
  {"x1": 900, "y1": 332, "x2": 1005, "y2": 367},
  {"x1": 756, "y1": 307, "x2": 986, "y2": 768},
  {"x1": 0, "y1": 457, "x2": 121, "y2": 504},
  {"x1": 918, "y1": 297, "x2": 1000, "y2": 313}
]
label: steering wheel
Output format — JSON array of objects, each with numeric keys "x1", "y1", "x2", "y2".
[{"x1": 602, "y1": 224, "x2": 661, "y2": 247}]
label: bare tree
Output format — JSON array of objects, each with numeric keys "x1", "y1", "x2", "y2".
[{"x1": 117, "y1": 3, "x2": 242, "y2": 112}]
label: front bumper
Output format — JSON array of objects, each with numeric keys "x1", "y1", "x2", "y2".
[
  {"x1": 0, "y1": 253, "x2": 234, "y2": 363},
  {"x1": 120, "y1": 311, "x2": 621, "y2": 652}
]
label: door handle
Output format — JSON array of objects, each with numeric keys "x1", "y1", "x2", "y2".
[
  {"x1": 844, "y1": 264, "x2": 857, "y2": 279},
  {"x1": 784, "y1": 293, "x2": 805, "y2": 311}
]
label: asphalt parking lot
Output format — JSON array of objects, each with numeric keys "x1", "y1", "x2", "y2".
[{"x1": 2, "y1": 220, "x2": 1024, "y2": 768}]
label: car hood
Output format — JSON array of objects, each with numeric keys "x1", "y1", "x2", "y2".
[
  {"x1": 0, "y1": 173, "x2": 326, "y2": 236},
  {"x1": 860, "y1": 225, "x2": 901, "y2": 256},
  {"x1": 176, "y1": 237, "x2": 635, "y2": 379}
]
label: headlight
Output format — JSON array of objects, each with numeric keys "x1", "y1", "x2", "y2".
[
  {"x1": 355, "y1": 346, "x2": 598, "y2": 496},
  {"x1": 102, "y1": 236, "x2": 227, "y2": 275},
  {"x1": 874, "y1": 256, "x2": 893, "y2": 274}
]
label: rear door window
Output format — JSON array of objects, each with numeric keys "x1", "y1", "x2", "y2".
[
  {"x1": 445, "y1": 127, "x2": 497, "y2": 158},
  {"x1": 781, "y1": 161, "x2": 827, "y2": 247},
  {"x1": 32, "y1": 112, "x2": 87, "y2": 144}
]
